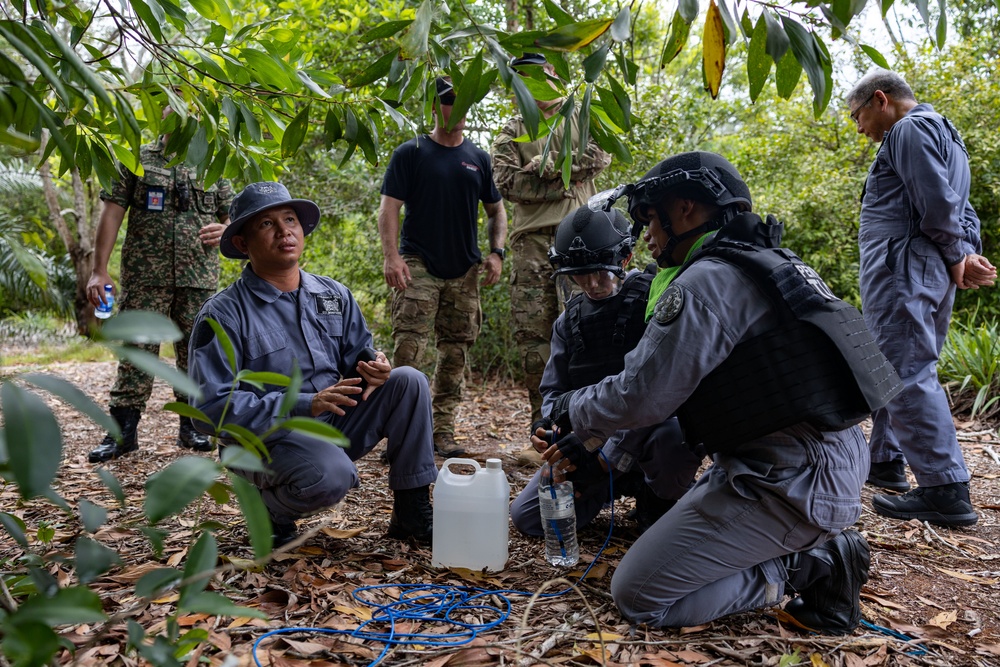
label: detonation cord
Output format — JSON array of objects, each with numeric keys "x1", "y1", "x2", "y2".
[{"x1": 251, "y1": 453, "x2": 617, "y2": 667}]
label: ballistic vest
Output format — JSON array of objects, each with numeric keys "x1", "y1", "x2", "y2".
[
  {"x1": 565, "y1": 271, "x2": 654, "y2": 389},
  {"x1": 674, "y1": 213, "x2": 902, "y2": 455}
]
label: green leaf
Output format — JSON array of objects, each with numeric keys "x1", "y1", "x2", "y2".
[
  {"x1": 144, "y1": 457, "x2": 220, "y2": 524},
  {"x1": 277, "y1": 363, "x2": 303, "y2": 419},
  {"x1": 179, "y1": 531, "x2": 217, "y2": 604},
  {"x1": 297, "y1": 70, "x2": 331, "y2": 99},
  {"x1": 163, "y1": 401, "x2": 213, "y2": 425},
  {"x1": 589, "y1": 116, "x2": 631, "y2": 164},
  {"x1": 187, "y1": 0, "x2": 233, "y2": 30},
  {"x1": 860, "y1": 44, "x2": 890, "y2": 69},
  {"x1": 0, "y1": 511, "x2": 28, "y2": 547},
  {"x1": 361, "y1": 19, "x2": 412, "y2": 43},
  {"x1": 14, "y1": 586, "x2": 107, "y2": 625},
  {"x1": 347, "y1": 48, "x2": 399, "y2": 89},
  {"x1": 661, "y1": 10, "x2": 691, "y2": 67},
  {"x1": 180, "y1": 590, "x2": 266, "y2": 618},
  {"x1": 74, "y1": 536, "x2": 120, "y2": 584},
  {"x1": 610, "y1": 6, "x2": 630, "y2": 42},
  {"x1": 0, "y1": 23, "x2": 71, "y2": 107},
  {"x1": 219, "y1": 424, "x2": 269, "y2": 460},
  {"x1": 0, "y1": 621, "x2": 60, "y2": 666},
  {"x1": 97, "y1": 310, "x2": 181, "y2": 344},
  {"x1": 747, "y1": 15, "x2": 771, "y2": 104},
  {"x1": 1, "y1": 383, "x2": 61, "y2": 500},
  {"x1": 323, "y1": 108, "x2": 342, "y2": 147},
  {"x1": 583, "y1": 43, "x2": 609, "y2": 83},
  {"x1": 486, "y1": 37, "x2": 513, "y2": 86},
  {"x1": 935, "y1": 0, "x2": 947, "y2": 48},
  {"x1": 219, "y1": 444, "x2": 266, "y2": 473},
  {"x1": 140, "y1": 526, "x2": 167, "y2": 559},
  {"x1": 605, "y1": 74, "x2": 632, "y2": 131},
  {"x1": 97, "y1": 468, "x2": 126, "y2": 507},
  {"x1": 716, "y1": 0, "x2": 738, "y2": 45},
  {"x1": 534, "y1": 18, "x2": 613, "y2": 52},
  {"x1": 207, "y1": 480, "x2": 230, "y2": 504},
  {"x1": 281, "y1": 103, "x2": 310, "y2": 159},
  {"x1": 781, "y1": 16, "x2": 826, "y2": 112},
  {"x1": 679, "y1": 0, "x2": 700, "y2": 23},
  {"x1": 203, "y1": 317, "x2": 236, "y2": 376},
  {"x1": 79, "y1": 500, "x2": 107, "y2": 534},
  {"x1": 763, "y1": 11, "x2": 790, "y2": 65},
  {"x1": 241, "y1": 48, "x2": 293, "y2": 90},
  {"x1": 135, "y1": 568, "x2": 182, "y2": 599},
  {"x1": 511, "y1": 72, "x2": 541, "y2": 140},
  {"x1": 278, "y1": 418, "x2": 349, "y2": 448},
  {"x1": 449, "y1": 51, "x2": 484, "y2": 132},
  {"x1": 595, "y1": 87, "x2": 626, "y2": 133},
  {"x1": 41, "y1": 22, "x2": 113, "y2": 109},
  {"x1": 542, "y1": 0, "x2": 575, "y2": 26},
  {"x1": 400, "y1": 0, "x2": 433, "y2": 59},
  {"x1": 21, "y1": 373, "x2": 120, "y2": 440},
  {"x1": 913, "y1": 0, "x2": 930, "y2": 24},
  {"x1": 775, "y1": 48, "x2": 802, "y2": 99},
  {"x1": 228, "y1": 472, "x2": 272, "y2": 559},
  {"x1": 107, "y1": 345, "x2": 201, "y2": 400}
]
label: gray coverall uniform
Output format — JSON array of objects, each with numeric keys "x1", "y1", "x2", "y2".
[
  {"x1": 859, "y1": 103, "x2": 981, "y2": 487},
  {"x1": 562, "y1": 256, "x2": 868, "y2": 628},
  {"x1": 189, "y1": 266, "x2": 438, "y2": 525}
]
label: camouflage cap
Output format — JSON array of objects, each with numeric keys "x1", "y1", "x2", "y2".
[{"x1": 221, "y1": 182, "x2": 320, "y2": 259}]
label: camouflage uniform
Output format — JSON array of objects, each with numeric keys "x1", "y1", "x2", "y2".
[
  {"x1": 391, "y1": 256, "x2": 481, "y2": 438},
  {"x1": 491, "y1": 113, "x2": 611, "y2": 422},
  {"x1": 102, "y1": 142, "x2": 233, "y2": 410}
]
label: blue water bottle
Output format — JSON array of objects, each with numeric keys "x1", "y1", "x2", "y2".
[{"x1": 94, "y1": 284, "x2": 114, "y2": 319}]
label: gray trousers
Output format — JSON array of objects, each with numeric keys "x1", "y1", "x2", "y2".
[
  {"x1": 610, "y1": 424, "x2": 867, "y2": 628},
  {"x1": 860, "y1": 227, "x2": 969, "y2": 486},
  {"x1": 231, "y1": 366, "x2": 437, "y2": 523}
]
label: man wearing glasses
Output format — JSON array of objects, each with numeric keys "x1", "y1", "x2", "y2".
[
  {"x1": 378, "y1": 77, "x2": 507, "y2": 458},
  {"x1": 847, "y1": 69, "x2": 996, "y2": 526}
]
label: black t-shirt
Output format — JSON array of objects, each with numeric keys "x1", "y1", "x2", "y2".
[{"x1": 381, "y1": 135, "x2": 502, "y2": 280}]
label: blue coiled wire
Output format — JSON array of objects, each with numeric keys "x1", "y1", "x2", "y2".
[{"x1": 252, "y1": 453, "x2": 616, "y2": 667}]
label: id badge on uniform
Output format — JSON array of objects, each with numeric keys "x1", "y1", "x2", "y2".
[{"x1": 146, "y1": 187, "x2": 166, "y2": 211}]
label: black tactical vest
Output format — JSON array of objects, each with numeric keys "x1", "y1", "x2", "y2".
[
  {"x1": 565, "y1": 271, "x2": 654, "y2": 389},
  {"x1": 674, "y1": 214, "x2": 902, "y2": 455}
]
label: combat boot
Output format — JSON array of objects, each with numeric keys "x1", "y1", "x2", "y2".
[
  {"x1": 177, "y1": 416, "x2": 214, "y2": 452},
  {"x1": 433, "y1": 433, "x2": 466, "y2": 457},
  {"x1": 866, "y1": 460, "x2": 910, "y2": 492},
  {"x1": 88, "y1": 407, "x2": 141, "y2": 463},
  {"x1": 872, "y1": 482, "x2": 978, "y2": 527},
  {"x1": 634, "y1": 485, "x2": 676, "y2": 534},
  {"x1": 782, "y1": 530, "x2": 870, "y2": 635},
  {"x1": 387, "y1": 485, "x2": 433, "y2": 543}
]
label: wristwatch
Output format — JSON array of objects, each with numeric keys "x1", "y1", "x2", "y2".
[{"x1": 490, "y1": 247, "x2": 507, "y2": 260}]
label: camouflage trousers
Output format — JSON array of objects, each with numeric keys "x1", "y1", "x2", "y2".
[
  {"x1": 509, "y1": 228, "x2": 576, "y2": 424},
  {"x1": 109, "y1": 285, "x2": 215, "y2": 411},
  {"x1": 391, "y1": 256, "x2": 481, "y2": 436}
]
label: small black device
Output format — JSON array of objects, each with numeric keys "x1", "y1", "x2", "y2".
[{"x1": 345, "y1": 347, "x2": 378, "y2": 391}]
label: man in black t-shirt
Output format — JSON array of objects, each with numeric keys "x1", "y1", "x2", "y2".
[{"x1": 378, "y1": 77, "x2": 508, "y2": 457}]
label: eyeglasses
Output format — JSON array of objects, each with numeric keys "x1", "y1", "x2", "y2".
[{"x1": 850, "y1": 93, "x2": 874, "y2": 125}]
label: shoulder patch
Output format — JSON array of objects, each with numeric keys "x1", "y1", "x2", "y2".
[{"x1": 654, "y1": 285, "x2": 684, "y2": 324}]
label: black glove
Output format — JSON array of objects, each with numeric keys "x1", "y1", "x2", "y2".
[
  {"x1": 548, "y1": 390, "x2": 576, "y2": 432},
  {"x1": 556, "y1": 433, "x2": 606, "y2": 485},
  {"x1": 530, "y1": 417, "x2": 552, "y2": 438}
]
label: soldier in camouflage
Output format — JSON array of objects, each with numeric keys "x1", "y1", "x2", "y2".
[
  {"x1": 490, "y1": 53, "x2": 611, "y2": 464},
  {"x1": 86, "y1": 139, "x2": 233, "y2": 463}
]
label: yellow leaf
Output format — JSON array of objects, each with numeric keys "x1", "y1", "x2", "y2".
[
  {"x1": 332, "y1": 604, "x2": 372, "y2": 621},
  {"x1": 928, "y1": 609, "x2": 958, "y2": 629},
  {"x1": 810, "y1": 653, "x2": 831, "y2": 667},
  {"x1": 937, "y1": 568, "x2": 1000, "y2": 585},
  {"x1": 575, "y1": 645, "x2": 613, "y2": 663},
  {"x1": 219, "y1": 556, "x2": 262, "y2": 572},
  {"x1": 702, "y1": 0, "x2": 725, "y2": 98},
  {"x1": 152, "y1": 593, "x2": 179, "y2": 604},
  {"x1": 321, "y1": 527, "x2": 365, "y2": 539},
  {"x1": 583, "y1": 632, "x2": 625, "y2": 642}
]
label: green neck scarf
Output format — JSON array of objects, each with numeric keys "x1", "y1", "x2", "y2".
[{"x1": 644, "y1": 234, "x2": 711, "y2": 321}]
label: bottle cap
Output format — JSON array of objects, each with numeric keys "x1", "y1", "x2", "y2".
[{"x1": 486, "y1": 458, "x2": 502, "y2": 469}]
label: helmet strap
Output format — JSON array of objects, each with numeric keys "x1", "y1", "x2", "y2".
[{"x1": 655, "y1": 205, "x2": 726, "y2": 268}]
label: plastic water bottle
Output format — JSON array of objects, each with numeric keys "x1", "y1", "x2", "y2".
[
  {"x1": 94, "y1": 284, "x2": 114, "y2": 319},
  {"x1": 432, "y1": 458, "x2": 510, "y2": 571},
  {"x1": 538, "y1": 465, "x2": 579, "y2": 567}
]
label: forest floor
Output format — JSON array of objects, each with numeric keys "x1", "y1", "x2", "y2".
[{"x1": 2, "y1": 360, "x2": 999, "y2": 667}]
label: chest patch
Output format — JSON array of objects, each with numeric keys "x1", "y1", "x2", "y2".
[
  {"x1": 316, "y1": 293, "x2": 342, "y2": 315},
  {"x1": 654, "y1": 285, "x2": 684, "y2": 324}
]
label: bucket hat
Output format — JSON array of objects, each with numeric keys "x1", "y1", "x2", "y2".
[{"x1": 220, "y1": 182, "x2": 321, "y2": 259}]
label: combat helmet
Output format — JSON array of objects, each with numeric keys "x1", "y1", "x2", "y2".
[
  {"x1": 549, "y1": 206, "x2": 635, "y2": 278},
  {"x1": 627, "y1": 151, "x2": 752, "y2": 224}
]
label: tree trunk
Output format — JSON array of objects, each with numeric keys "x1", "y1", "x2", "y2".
[{"x1": 38, "y1": 151, "x2": 96, "y2": 336}]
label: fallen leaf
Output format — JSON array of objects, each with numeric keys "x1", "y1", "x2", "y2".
[
  {"x1": 678, "y1": 623, "x2": 711, "y2": 634},
  {"x1": 915, "y1": 595, "x2": 944, "y2": 610},
  {"x1": 331, "y1": 604, "x2": 372, "y2": 621},
  {"x1": 279, "y1": 638, "x2": 328, "y2": 656},
  {"x1": 320, "y1": 526, "x2": 364, "y2": 539},
  {"x1": 583, "y1": 632, "x2": 624, "y2": 642},
  {"x1": 576, "y1": 645, "x2": 613, "y2": 663},
  {"x1": 810, "y1": 653, "x2": 830, "y2": 667},
  {"x1": 569, "y1": 561, "x2": 609, "y2": 580},
  {"x1": 937, "y1": 568, "x2": 1000, "y2": 585},
  {"x1": 927, "y1": 610, "x2": 957, "y2": 629},
  {"x1": 976, "y1": 644, "x2": 1000, "y2": 656},
  {"x1": 860, "y1": 592, "x2": 907, "y2": 610}
]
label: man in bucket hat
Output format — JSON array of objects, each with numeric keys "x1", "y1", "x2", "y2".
[{"x1": 190, "y1": 182, "x2": 437, "y2": 547}]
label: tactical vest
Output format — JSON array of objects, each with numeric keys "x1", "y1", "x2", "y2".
[
  {"x1": 674, "y1": 214, "x2": 902, "y2": 455},
  {"x1": 565, "y1": 271, "x2": 654, "y2": 389}
]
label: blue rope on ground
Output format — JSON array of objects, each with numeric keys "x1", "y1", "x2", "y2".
[
  {"x1": 251, "y1": 454, "x2": 617, "y2": 667},
  {"x1": 859, "y1": 619, "x2": 928, "y2": 655}
]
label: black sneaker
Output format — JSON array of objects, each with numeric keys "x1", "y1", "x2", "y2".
[
  {"x1": 866, "y1": 460, "x2": 910, "y2": 492},
  {"x1": 387, "y1": 485, "x2": 432, "y2": 543},
  {"x1": 433, "y1": 433, "x2": 466, "y2": 457},
  {"x1": 784, "y1": 530, "x2": 870, "y2": 635},
  {"x1": 872, "y1": 482, "x2": 978, "y2": 527}
]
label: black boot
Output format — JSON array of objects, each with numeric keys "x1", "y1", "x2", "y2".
[
  {"x1": 177, "y1": 416, "x2": 214, "y2": 452},
  {"x1": 866, "y1": 460, "x2": 910, "y2": 492},
  {"x1": 271, "y1": 519, "x2": 298, "y2": 549},
  {"x1": 88, "y1": 407, "x2": 141, "y2": 463},
  {"x1": 872, "y1": 482, "x2": 978, "y2": 527},
  {"x1": 387, "y1": 485, "x2": 433, "y2": 543},
  {"x1": 782, "y1": 530, "x2": 870, "y2": 635},
  {"x1": 634, "y1": 485, "x2": 676, "y2": 534}
]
